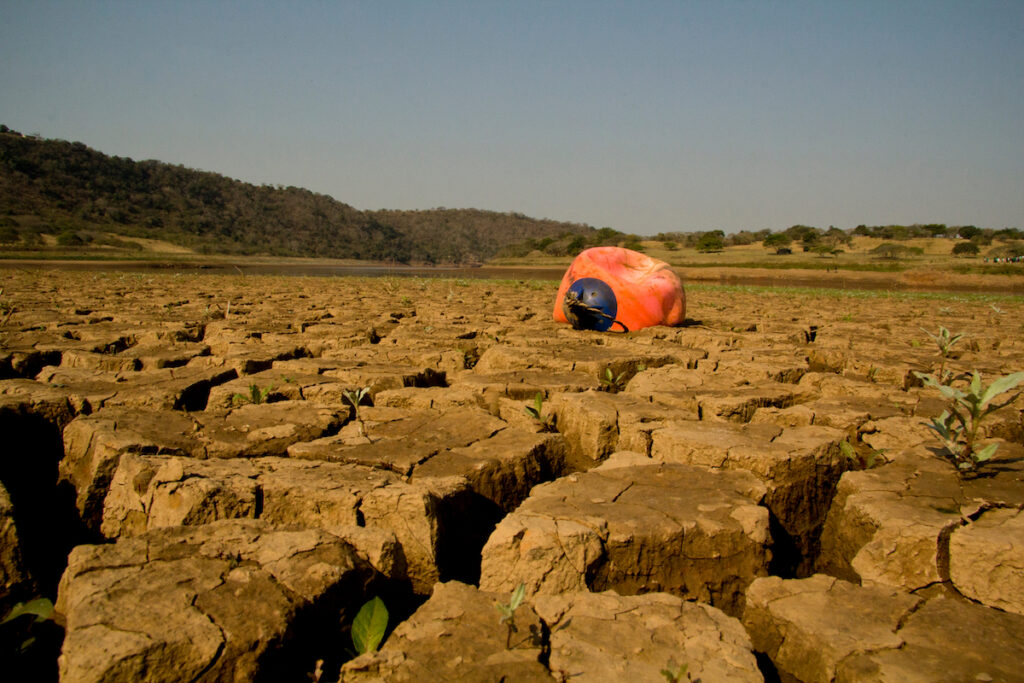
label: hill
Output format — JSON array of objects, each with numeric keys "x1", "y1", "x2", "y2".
[{"x1": 0, "y1": 126, "x2": 593, "y2": 263}]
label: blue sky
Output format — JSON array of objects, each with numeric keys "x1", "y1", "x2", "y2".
[{"x1": 2, "y1": 1, "x2": 1022, "y2": 235}]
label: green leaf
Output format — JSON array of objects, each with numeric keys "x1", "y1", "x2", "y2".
[
  {"x1": 509, "y1": 582, "x2": 526, "y2": 611},
  {"x1": 2, "y1": 598, "x2": 54, "y2": 624},
  {"x1": 974, "y1": 443, "x2": 999, "y2": 462},
  {"x1": 352, "y1": 597, "x2": 388, "y2": 655},
  {"x1": 980, "y1": 372, "x2": 1024, "y2": 407}
]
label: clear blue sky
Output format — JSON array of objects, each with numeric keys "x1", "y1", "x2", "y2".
[{"x1": 3, "y1": 1, "x2": 1022, "y2": 235}]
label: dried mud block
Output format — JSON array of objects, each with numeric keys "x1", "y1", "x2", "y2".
[
  {"x1": 712, "y1": 349, "x2": 809, "y2": 384},
  {"x1": 628, "y1": 367, "x2": 800, "y2": 423},
  {"x1": 836, "y1": 591, "x2": 1024, "y2": 682},
  {"x1": 410, "y1": 428, "x2": 568, "y2": 511},
  {"x1": 471, "y1": 341, "x2": 673, "y2": 379},
  {"x1": 751, "y1": 396, "x2": 899, "y2": 437},
  {"x1": 340, "y1": 581, "x2": 550, "y2": 682},
  {"x1": 194, "y1": 400, "x2": 343, "y2": 459},
  {"x1": 288, "y1": 407, "x2": 507, "y2": 475},
  {"x1": 100, "y1": 455, "x2": 435, "y2": 587},
  {"x1": 104, "y1": 429, "x2": 563, "y2": 594},
  {"x1": 479, "y1": 462, "x2": 770, "y2": 616},
  {"x1": 0, "y1": 481, "x2": 30, "y2": 609},
  {"x1": 818, "y1": 449, "x2": 1024, "y2": 591},
  {"x1": 205, "y1": 368, "x2": 342, "y2": 408},
  {"x1": 320, "y1": 363, "x2": 447, "y2": 395},
  {"x1": 59, "y1": 349, "x2": 141, "y2": 373},
  {"x1": 0, "y1": 378, "x2": 79, "y2": 426},
  {"x1": 36, "y1": 364, "x2": 238, "y2": 412},
  {"x1": 118, "y1": 341, "x2": 211, "y2": 370},
  {"x1": 857, "y1": 415, "x2": 935, "y2": 453},
  {"x1": 534, "y1": 590, "x2": 762, "y2": 683},
  {"x1": 373, "y1": 385, "x2": 486, "y2": 411},
  {"x1": 208, "y1": 341, "x2": 310, "y2": 376},
  {"x1": 650, "y1": 420, "x2": 848, "y2": 573},
  {"x1": 61, "y1": 408, "x2": 204, "y2": 530},
  {"x1": 57, "y1": 519, "x2": 377, "y2": 683},
  {"x1": 742, "y1": 575, "x2": 921, "y2": 683},
  {"x1": 453, "y1": 369, "x2": 600, "y2": 399},
  {"x1": 61, "y1": 403, "x2": 342, "y2": 529},
  {"x1": 549, "y1": 390, "x2": 681, "y2": 470},
  {"x1": 949, "y1": 507, "x2": 1024, "y2": 616}
]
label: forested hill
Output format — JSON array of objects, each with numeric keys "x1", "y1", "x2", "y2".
[{"x1": 0, "y1": 127, "x2": 593, "y2": 262}]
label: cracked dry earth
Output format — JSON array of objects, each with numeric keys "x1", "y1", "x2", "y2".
[{"x1": 1, "y1": 269, "x2": 1023, "y2": 682}]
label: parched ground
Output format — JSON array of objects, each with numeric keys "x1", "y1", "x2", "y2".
[{"x1": 1, "y1": 269, "x2": 1022, "y2": 682}]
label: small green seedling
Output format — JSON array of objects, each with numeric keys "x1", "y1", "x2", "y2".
[
  {"x1": 351, "y1": 596, "x2": 388, "y2": 655},
  {"x1": 524, "y1": 393, "x2": 556, "y2": 432},
  {"x1": 840, "y1": 439, "x2": 883, "y2": 469},
  {"x1": 343, "y1": 386, "x2": 372, "y2": 441},
  {"x1": 495, "y1": 582, "x2": 527, "y2": 650},
  {"x1": 660, "y1": 659, "x2": 689, "y2": 683},
  {"x1": 920, "y1": 325, "x2": 966, "y2": 381},
  {"x1": 232, "y1": 383, "x2": 273, "y2": 405},
  {"x1": 914, "y1": 370, "x2": 1024, "y2": 476},
  {"x1": 1, "y1": 597, "x2": 56, "y2": 656},
  {"x1": 599, "y1": 367, "x2": 628, "y2": 393}
]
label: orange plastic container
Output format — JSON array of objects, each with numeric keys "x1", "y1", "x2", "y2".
[{"x1": 553, "y1": 247, "x2": 686, "y2": 332}]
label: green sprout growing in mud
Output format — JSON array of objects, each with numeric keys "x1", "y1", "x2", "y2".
[
  {"x1": 920, "y1": 325, "x2": 966, "y2": 382},
  {"x1": 599, "y1": 367, "x2": 628, "y2": 393},
  {"x1": 351, "y1": 596, "x2": 389, "y2": 655},
  {"x1": 913, "y1": 370, "x2": 1024, "y2": 476},
  {"x1": 840, "y1": 440, "x2": 884, "y2": 470},
  {"x1": 232, "y1": 383, "x2": 273, "y2": 405},
  {"x1": 524, "y1": 393, "x2": 556, "y2": 432},
  {"x1": 343, "y1": 386, "x2": 373, "y2": 442},
  {"x1": 495, "y1": 582, "x2": 527, "y2": 650},
  {"x1": 660, "y1": 659, "x2": 690, "y2": 683},
  {"x1": 1, "y1": 597, "x2": 59, "y2": 665}
]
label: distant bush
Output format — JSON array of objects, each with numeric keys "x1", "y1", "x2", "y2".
[
  {"x1": 871, "y1": 242, "x2": 923, "y2": 259},
  {"x1": 952, "y1": 242, "x2": 980, "y2": 256},
  {"x1": 56, "y1": 230, "x2": 85, "y2": 246}
]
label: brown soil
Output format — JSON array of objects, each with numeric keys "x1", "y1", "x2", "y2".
[{"x1": 1, "y1": 269, "x2": 1022, "y2": 681}]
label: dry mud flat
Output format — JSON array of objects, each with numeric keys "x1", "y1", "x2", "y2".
[{"x1": 1, "y1": 269, "x2": 1023, "y2": 682}]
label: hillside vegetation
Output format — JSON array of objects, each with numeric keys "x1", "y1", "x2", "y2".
[
  {"x1": 1, "y1": 126, "x2": 1021, "y2": 273},
  {"x1": 0, "y1": 127, "x2": 592, "y2": 263}
]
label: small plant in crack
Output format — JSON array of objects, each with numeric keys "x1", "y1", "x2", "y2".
[
  {"x1": 913, "y1": 370, "x2": 1024, "y2": 476},
  {"x1": 839, "y1": 439, "x2": 884, "y2": 469},
  {"x1": 660, "y1": 658, "x2": 691, "y2": 682},
  {"x1": 495, "y1": 582, "x2": 527, "y2": 650},
  {"x1": 920, "y1": 325, "x2": 966, "y2": 382},
  {"x1": 524, "y1": 393, "x2": 556, "y2": 432},
  {"x1": 343, "y1": 386, "x2": 373, "y2": 442},
  {"x1": 232, "y1": 383, "x2": 273, "y2": 405},
  {"x1": 599, "y1": 367, "x2": 628, "y2": 393},
  {"x1": 351, "y1": 596, "x2": 389, "y2": 655}
]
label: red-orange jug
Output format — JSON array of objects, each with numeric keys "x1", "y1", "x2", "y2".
[{"x1": 553, "y1": 247, "x2": 686, "y2": 332}]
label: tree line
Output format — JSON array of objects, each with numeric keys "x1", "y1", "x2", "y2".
[{"x1": 0, "y1": 126, "x2": 591, "y2": 263}]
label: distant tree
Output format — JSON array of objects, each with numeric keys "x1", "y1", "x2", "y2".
[
  {"x1": 956, "y1": 225, "x2": 981, "y2": 239},
  {"x1": 952, "y1": 242, "x2": 979, "y2": 256},
  {"x1": 0, "y1": 225, "x2": 18, "y2": 243},
  {"x1": 696, "y1": 231, "x2": 725, "y2": 252},
  {"x1": 922, "y1": 223, "x2": 948, "y2": 237},
  {"x1": 566, "y1": 235, "x2": 587, "y2": 255},
  {"x1": 763, "y1": 233, "x2": 792, "y2": 252},
  {"x1": 871, "y1": 242, "x2": 922, "y2": 259},
  {"x1": 662, "y1": 241, "x2": 678, "y2": 251},
  {"x1": 56, "y1": 230, "x2": 85, "y2": 246},
  {"x1": 852, "y1": 225, "x2": 871, "y2": 236}
]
